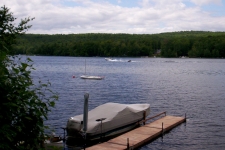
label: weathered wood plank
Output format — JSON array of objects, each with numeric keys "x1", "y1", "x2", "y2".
[{"x1": 86, "y1": 115, "x2": 186, "y2": 150}]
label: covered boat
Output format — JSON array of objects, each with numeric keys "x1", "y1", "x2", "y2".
[{"x1": 66, "y1": 102, "x2": 150, "y2": 146}]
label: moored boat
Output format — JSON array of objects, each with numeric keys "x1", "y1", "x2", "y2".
[
  {"x1": 66, "y1": 102, "x2": 150, "y2": 146},
  {"x1": 80, "y1": 75, "x2": 104, "y2": 80}
]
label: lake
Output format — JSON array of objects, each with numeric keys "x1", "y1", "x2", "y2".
[{"x1": 29, "y1": 56, "x2": 225, "y2": 150}]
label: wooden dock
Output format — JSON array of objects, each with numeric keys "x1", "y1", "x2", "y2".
[{"x1": 86, "y1": 114, "x2": 186, "y2": 150}]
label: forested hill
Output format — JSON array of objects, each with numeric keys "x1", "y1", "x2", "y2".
[{"x1": 14, "y1": 31, "x2": 225, "y2": 58}]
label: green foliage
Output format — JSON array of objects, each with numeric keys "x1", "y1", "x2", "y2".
[
  {"x1": 0, "y1": 56, "x2": 58, "y2": 150},
  {"x1": 13, "y1": 31, "x2": 225, "y2": 58},
  {"x1": 0, "y1": 5, "x2": 34, "y2": 55},
  {"x1": 0, "y1": 5, "x2": 58, "y2": 150},
  {"x1": 14, "y1": 34, "x2": 160, "y2": 57}
]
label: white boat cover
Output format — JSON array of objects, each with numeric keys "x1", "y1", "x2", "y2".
[{"x1": 67, "y1": 103, "x2": 150, "y2": 136}]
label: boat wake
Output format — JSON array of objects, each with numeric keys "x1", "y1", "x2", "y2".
[{"x1": 105, "y1": 58, "x2": 132, "y2": 62}]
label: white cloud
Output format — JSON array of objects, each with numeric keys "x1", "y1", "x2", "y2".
[
  {"x1": 1, "y1": 0, "x2": 225, "y2": 34},
  {"x1": 190, "y1": 0, "x2": 222, "y2": 6},
  {"x1": 138, "y1": 0, "x2": 151, "y2": 7}
]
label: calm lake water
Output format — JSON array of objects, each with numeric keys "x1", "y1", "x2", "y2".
[{"x1": 29, "y1": 56, "x2": 225, "y2": 150}]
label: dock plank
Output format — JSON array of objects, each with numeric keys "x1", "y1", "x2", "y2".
[{"x1": 86, "y1": 115, "x2": 185, "y2": 150}]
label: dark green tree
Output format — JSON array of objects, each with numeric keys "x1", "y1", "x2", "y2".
[{"x1": 0, "y1": 6, "x2": 58, "y2": 150}]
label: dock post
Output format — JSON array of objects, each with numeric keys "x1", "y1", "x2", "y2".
[
  {"x1": 83, "y1": 93, "x2": 89, "y2": 132},
  {"x1": 161, "y1": 122, "x2": 164, "y2": 136},
  {"x1": 83, "y1": 93, "x2": 89, "y2": 150},
  {"x1": 61, "y1": 127, "x2": 66, "y2": 150},
  {"x1": 127, "y1": 138, "x2": 129, "y2": 149},
  {"x1": 143, "y1": 111, "x2": 146, "y2": 125}
]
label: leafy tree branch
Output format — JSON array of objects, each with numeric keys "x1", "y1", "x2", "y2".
[{"x1": 0, "y1": 5, "x2": 58, "y2": 150}]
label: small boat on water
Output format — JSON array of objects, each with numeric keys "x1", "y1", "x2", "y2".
[
  {"x1": 105, "y1": 58, "x2": 113, "y2": 61},
  {"x1": 66, "y1": 102, "x2": 150, "y2": 146},
  {"x1": 80, "y1": 59, "x2": 104, "y2": 80},
  {"x1": 105, "y1": 58, "x2": 131, "y2": 62},
  {"x1": 80, "y1": 75, "x2": 104, "y2": 80}
]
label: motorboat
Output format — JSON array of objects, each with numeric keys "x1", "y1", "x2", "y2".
[
  {"x1": 105, "y1": 58, "x2": 131, "y2": 62},
  {"x1": 105, "y1": 58, "x2": 119, "y2": 62},
  {"x1": 66, "y1": 102, "x2": 150, "y2": 146},
  {"x1": 80, "y1": 75, "x2": 104, "y2": 80},
  {"x1": 105, "y1": 58, "x2": 113, "y2": 61}
]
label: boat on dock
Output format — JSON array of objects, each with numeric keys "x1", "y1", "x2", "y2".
[{"x1": 66, "y1": 102, "x2": 150, "y2": 146}]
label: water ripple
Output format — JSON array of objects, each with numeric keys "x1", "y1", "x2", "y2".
[{"x1": 29, "y1": 56, "x2": 225, "y2": 149}]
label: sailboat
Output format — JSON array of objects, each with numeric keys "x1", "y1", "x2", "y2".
[
  {"x1": 80, "y1": 59, "x2": 104, "y2": 80},
  {"x1": 80, "y1": 75, "x2": 104, "y2": 80}
]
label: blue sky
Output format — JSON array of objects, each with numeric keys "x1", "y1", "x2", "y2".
[{"x1": 1, "y1": 0, "x2": 225, "y2": 34}]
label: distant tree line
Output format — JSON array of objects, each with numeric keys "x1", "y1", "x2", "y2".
[{"x1": 13, "y1": 31, "x2": 225, "y2": 58}]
